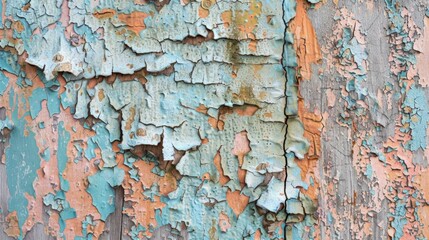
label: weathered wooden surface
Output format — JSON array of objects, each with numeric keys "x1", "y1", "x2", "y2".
[
  {"x1": 301, "y1": 0, "x2": 429, "y2": 239},
  {"x1": 1, "y1": 0, "x2": 429, "y2": 239}
]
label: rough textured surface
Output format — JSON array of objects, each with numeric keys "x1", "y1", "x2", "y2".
[{"x1": 1, "y1": 0, "x2": 429, "y2": 239}]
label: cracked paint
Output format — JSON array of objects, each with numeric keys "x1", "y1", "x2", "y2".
[{"x1": 2, "y1": 0, "x2": 429, "y2": 239}]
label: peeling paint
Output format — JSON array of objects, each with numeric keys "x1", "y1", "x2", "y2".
[{"x1": 3, "y1": 0, "x2": 429, "y2": 239}]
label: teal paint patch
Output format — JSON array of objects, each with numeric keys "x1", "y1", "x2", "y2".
[
  {"x1": 29, "y1": 88, "x2": 45, "y2": 119},
  {"x1": 89, "y1": 123, "x2": 116, "y2": 167},
  {"x1": 385, "y1": 0, "x2": 405, "y2": 35},
  {"x1": 75, "y1": 215, "x2": 96, "y2": 240},
  {"x1": 58, "y1": 121, "x2": 71, "y2": 191},
  {"x1": 286, "y1": 215, "x2": 317, "y2": 240},
  {"x1": 336, "y1": 26, "x2": 369, "y2": 114},
  {"x1": 284, "y1": 33, "x2": 299, "y2": 116},
  {"x1": 45, "y1": 87, "x2": 61, "y2": 116},
  {"x1": 60, "y1": 207, "x2": 77, "y2": 221},
  {"x1": 365, "y1": 164, "x2": 373, "y2": 180},
  {"x1": 73, "y1": 142, "x2": 84, "y2": 163},
  {"x1": 389, "y1": 200, "x2": 407, "y2": 240},
  {"x1": 285, "y1": 118, "x2": 309, "y2": 159},
  {"x1": 5, "y1": 88, "x2": 40, "y2": 234},
  {"x1": 143, "y1": 184, "x2": 160, "y2": 202},
  {"x1": 84, "y1": 138, "x2": 97, "y2": 161},
  {"x1": 0, "y1": 50, "x2": 20, "y2": 75},
  {"x1": 402, "y1": 86, "x2": 429, "y2": 151},
  {"x1": 60, "y1": 81, "x2": 80, "y2": 114},
  {"x1": 29, "y1": 83, "x2": 60, "y2": 119},
  {"x1": 129, "y1": 224, "x2": 146, "y2": 240},
  {"x1": 0, "y1": 71, "x2": 9, "y2": 95},
  {"x1": 74, "y1": 81, "x2": 90, "y2": 119},
  {"x1": 87, "y1": 167, "x2": 124, "y2": 220},
  {"x1": 257, "y1": 177, "x2": 286, "y2": 212},
  {"x1": 283, "y1": 0, "x2": 297, "y2": 25},
  {"x1": 43, "y1": 191, "x2": 77, "y2": 232}
]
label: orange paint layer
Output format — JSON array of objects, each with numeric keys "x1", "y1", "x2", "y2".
[{"x1": 288, "y1": 0, "x2": 321, "y2": 80}]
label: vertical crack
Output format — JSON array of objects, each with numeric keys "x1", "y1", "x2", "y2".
[
  {"x1": 281, "y1": 0, "x2": 297, "y2": 239},
  {"x1": 281, "y1": 0, "x2": 289, "y2": 238}
]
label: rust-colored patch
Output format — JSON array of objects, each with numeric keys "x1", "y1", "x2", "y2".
[
  {"x1": 288, "y1": 0, "x2": 321, "y2": 80},
  {"x1": 226, "y1": 190, "x2": 249, "y2": 216},
  {"x1": 232, "y1": 104, "x2": 259, "y2": 116},
  {"x1": 120, "y1": 159, "x2": 168, "y2": 237},
  {"x1": 415, "y1": 170, "x2": 429, "y2": 202},
  {"x1": 254, "y1": 229, "x2": 262, "y2": 240},
  {"x1": 218, "y1": 212, "x2": 231, "y2": 232},
  {"x1": 196, "y1": 104, "x2": 208, "y2": 114},
  {"x1": 295, "y1": 101, "x2": 322, "y2": 203},
  {"x1": 11, "y1": 21, "x2": 25, "y2": 33},
  {"x1": 125, "y1": 107, "x2": 136, "y2": 131},
  {"x1": 248, "y1": 40, "x2": 257, "y2": 52},
  {"x1": 233, "y1": 85, "x2": 256, "y2": 103},
  {"x1": 4, "y1": 212, "x2": 20, "y2": 237},
  {"x1": 22, "y1": 3, "x2": 31, "y2": 11},
  {"x1": 418, "y1": 206, "x2": 429, "y2": 238},
  {"x1": 136, "y1": 128, "x2": 146, "y2": 137},
  {"x1": 118, "y1": 69, "x2": 148, "y2": 84},
  {"x1": 93, "y1": 9, "x2": 116, "y2": 19},
  {"x1": 98, "y1": 89, "x2": 105, "y2": 101},
  {"x1": 183, "y1": 30, "x2": 214, "y2": 45},
  {"x1": 220, "y1": 0, "x2": 262, "y2": 38},
  {"x1": 208, "y1": 116, "x2": 219, "y2": 130},
  {"x1": 214, "y1": 151, "x2": 229, "y2": 185},
  {"x1": 198, "y1": 6, "x2": 210, "y2": 18},
  {"x1": 118, "y1": 12, "x2": 150, "y2": 35},
  {"x1": 232, "y1": 131, "x2": 251, "y2": 167},
  {"x1": 62, "y1": 119, "x2": 102, "y2": 239}
]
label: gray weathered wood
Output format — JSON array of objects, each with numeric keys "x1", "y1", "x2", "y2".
[{"x1": 100, "y1": 186, "x2": 125, "y2": 240}]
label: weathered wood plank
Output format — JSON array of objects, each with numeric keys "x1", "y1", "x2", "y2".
[{"x1": 100, "y1": 186, "x2": 125, "y2": 240}]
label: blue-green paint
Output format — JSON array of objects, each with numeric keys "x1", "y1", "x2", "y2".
[
  {"x1": 402, "y1": 86, "x2": 429, "y2": 151},
  {"x1": 58, "y1": 121, "x2": 71, "y2": 192},
  {"x1": 43, "y1": 191, "x2": 77, "y2": 232},
  {"x1": 5, "y1": 88, "x2": 40, "y2": 237},
  {"x1": 0, "y1": 71, "x2": 9, "y2": 95},
  {"x1": 87, "y1": 167, "x2": 124, "y2": 220}
]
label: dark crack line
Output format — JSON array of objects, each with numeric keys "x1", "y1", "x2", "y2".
[{"x1": 281, "y1": 0, "x2": 291, "y2": 239}]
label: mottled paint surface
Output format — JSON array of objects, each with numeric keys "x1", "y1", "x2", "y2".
[{"x1": 1, "y1": 0, "x2": 429, "y2": 239}]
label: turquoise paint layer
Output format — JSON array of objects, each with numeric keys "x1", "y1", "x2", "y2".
[
  {"x1": 5, "y1": 88, "x2": 40, "y2": 237},
  {"x1": 58, "y1": 121, "x2": 71, "y2": 191},
  {"x1": 402, "y1": 87, "x2": 429, "y2": 151},
  {"x1": 87, "y1": 167, "x2": 124, "y2": 220},
  {"x1": 0, "y1": 71, "x2": 9, "y2": 95}
]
